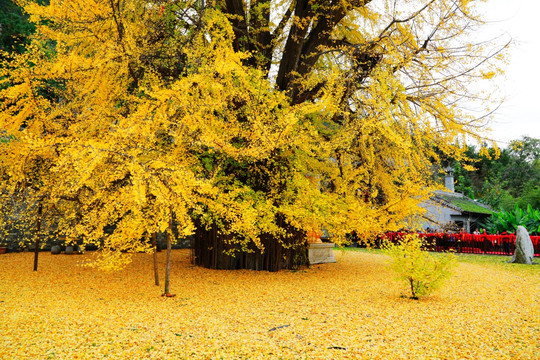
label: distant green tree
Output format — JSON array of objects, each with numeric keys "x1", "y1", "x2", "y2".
[
  {"x1": 454, "y1": 162, "x2": 475, "y2": 199},
  {"x1": 0, "y1": 0, "x2": 36, "y2": 54},
  {"x1": 510, "y1": 137, "x2": 540, "y2": 163},
  {"x1": 480, "y1": 179, "x2": 508, "y2": 210},
  {"x1": 449, "y1": 137, "x2": 540, "y2": 211},
  {"x1": 502, "y1": 137, "x2": 540, "y2": 197},
  {"x1": 518, "y1": 182, "x2": 540, "y2": 210}
]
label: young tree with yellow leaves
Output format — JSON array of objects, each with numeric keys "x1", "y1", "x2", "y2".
[
  {"x1": 0, "y1": 0, "x2": 507, "y2": 281},
  {"x1": 384, "y1": 234, "x2": 457, "y2": 299}
]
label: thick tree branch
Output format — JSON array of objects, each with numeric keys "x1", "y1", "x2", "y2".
[
  {"x1": 277, "y1": 0, "x2": 373, "y2": 102},
  {"x1": 225, "y1": 0, "x2": 247, "y2": 52},
  {"x1": 275, "y1": 0, "x2": 313, "y2": 92},
  {"x1": 109, "y1": 0, "x2": 139, "y2": 89}
]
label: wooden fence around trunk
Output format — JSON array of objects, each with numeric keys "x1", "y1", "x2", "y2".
[{"x1": 191, "y1": 218, "x2": 308, "y2": 271}]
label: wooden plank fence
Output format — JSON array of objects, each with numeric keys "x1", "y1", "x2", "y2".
[{"x1": 191, "y1": 216, "x2": 308, "y2": 271}]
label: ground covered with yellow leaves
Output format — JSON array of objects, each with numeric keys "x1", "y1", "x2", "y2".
[{"x1": 0, "y1": 250, "x2": 538, "y2": 359}]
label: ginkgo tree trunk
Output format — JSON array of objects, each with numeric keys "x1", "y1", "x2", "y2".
[
  {"x1": 32, "y1": 202, "x2": 43, "y2": 271},
  {"x1": 152, "y1": 232, "x2": 159, "y2": 286},
  {"x1": 163, "y1": 208, "x2": 174, "y2": 296}
]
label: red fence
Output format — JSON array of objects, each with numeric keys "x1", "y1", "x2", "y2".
[{"x1": 380, "y1": 232, "x2": 540, "y2": 257}]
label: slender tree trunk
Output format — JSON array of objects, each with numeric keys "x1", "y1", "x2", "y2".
[
  {"x1": 33, "y1": 203, "x2": 43, "y2": 272},
  {"x1": 164, "y1": 211, "x2": 173, "y2": 295},
  {"x1": 164, "y1": 232, "x2": 172, "y2": 295},
  {"x1": 409, "y1": 278, "x2": 418, "y2": 300},
  {"x1": 152, "y1": 232, "x2": 159, "y2": 286}
]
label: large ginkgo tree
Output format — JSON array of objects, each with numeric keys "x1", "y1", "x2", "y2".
[{"x1": 0, "y1": 0, "x2": 507, "y2": 279}]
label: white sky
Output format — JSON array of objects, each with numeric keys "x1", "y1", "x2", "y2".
[{"x1": 478, "y1": 0, "x2": 540, "y2": 147}]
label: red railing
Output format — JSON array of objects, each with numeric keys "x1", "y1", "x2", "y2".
[{"x1": 380, "y1": 232, "x2": 540, "y2": 257}]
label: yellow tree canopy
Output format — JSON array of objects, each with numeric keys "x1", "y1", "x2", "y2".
[{"x1": 0, "y1": 0, "x2": 507, "y2": 268}]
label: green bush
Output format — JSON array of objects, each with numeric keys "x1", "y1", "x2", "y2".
[
  {"x1": 384, "y1": 234, "x2": 457, "y2": 299},
  {"x1": 482, "y1": 204, "x2": 540, "y2": 234}
]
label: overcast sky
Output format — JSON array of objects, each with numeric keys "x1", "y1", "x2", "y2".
[{"x1": 478, "y1": 0, "x2": 540, "y2": 147}]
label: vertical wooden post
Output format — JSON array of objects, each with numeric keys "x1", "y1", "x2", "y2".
[
  {"x1": 152, "y1": 232, "x2": 159, "y2": 286},
  {"x1": 33, "y1": 203, "x2": 43, "y2": 272}
]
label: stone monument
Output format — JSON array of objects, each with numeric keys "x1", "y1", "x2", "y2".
[{"x1": 509, "y1": 226, "x2": 534, "y2": 265}]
